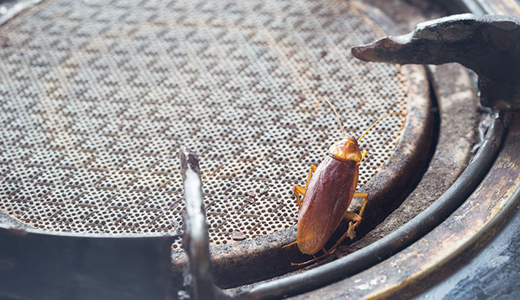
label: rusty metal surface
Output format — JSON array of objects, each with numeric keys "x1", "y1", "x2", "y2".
[
  {"x1": 0, "y1": 0, "x2": 438, "y2": 297},
  {"x1": 286, "y1": 3, "x2": 520, "y2": 299},
  {"x1": 352, "y1": 14, "x2": 520, "y2": 110},
  {"x1": 182, "y1": 1, "x2": 517, "y2": 298},
  {"x1": 416, "y1": 179, "x2": 520, "y2": 299},
  {"x1": 364, "y1": 111, "x2": 517, "y2": 299},
  {"x1": 236, "y1": 108, "x2": 498, "y2": 300},
  {"x1": 216, "y1": 109, "x2": 491, "y2": 299},
  {"x1": 353, "y1": 62, "x2": 480, "y2": 248},
  {"x1": 281, "y1": 0, "x2": 477, "y2": 265},
  {"x1": 0, "y1": 0, "x2": 418, "y2": 251}
]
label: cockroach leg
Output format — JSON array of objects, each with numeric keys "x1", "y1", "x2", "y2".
[
  {"x1": 342, "y1": 192, "x2": 369, "y2": 239},
  {"x1": 325, "y1": 221, "x2": 359, "y2": 259},
  {"x1": 290, "y1": 255, "x2": 323, "y2": 267},
  {"x1": 290, "y1": 247, "x2": 334, "y2": 267},
  {"x1": 326, "y1": 193, "x2": 370, "y2": 253},
  {"x1": 342, "y1": 212, "x2": 362, "y2": 240},
  {"x1": 304, "y1": 165, "x2": 317, "y2": 190},
  {"x1": 354, "y1": 192, "x2": 369, "y2": 217},
  {"x1": 293, "y1": 165, "x2": 317, "y2": 208},
  {"x1": 290, "y1": 190, "x2": 370, "y2": 266},
  {"x1": 283, "y1": 240, "x2": 298, "y2": 249},
  {"x1": 293, "y1": 186, "x2": 305, "y2": 208}
]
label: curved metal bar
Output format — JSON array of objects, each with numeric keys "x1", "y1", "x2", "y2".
[
  {"x1": 235, "y1": 111, "x2": 509, "y2": 300},
  {"x1": 352, "y1": 14, "x2": 520, "y2": 110},
  {"x1": 179, "y1": 147, "x2": 229, "y2": 300}
]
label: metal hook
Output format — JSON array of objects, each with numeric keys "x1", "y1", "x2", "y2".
[{"x1": 352, "y1": 14, "x2": 520, "y2": 111}]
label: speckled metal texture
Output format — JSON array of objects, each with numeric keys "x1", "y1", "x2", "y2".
[{"x1": 0, "y1": 0, "x2": 411, "y2": 248}]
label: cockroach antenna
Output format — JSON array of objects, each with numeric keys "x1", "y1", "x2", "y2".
[
  {"x1": 316, "y1": 96, "x2": 345, "y2": 137},
  {"x1": 357, "y1": 112, "x2": 407, "y2": 144}
]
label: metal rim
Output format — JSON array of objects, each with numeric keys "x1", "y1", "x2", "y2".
[{"x1": 181, "y1": 62, "x2": 433, "y2": 290}]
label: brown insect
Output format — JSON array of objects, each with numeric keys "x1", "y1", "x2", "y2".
[{"x1": 289, "y1": 97, "x2": 405, "y2": 266}]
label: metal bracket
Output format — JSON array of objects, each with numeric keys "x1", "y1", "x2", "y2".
[{"x1": 352, "y1": 14, "x2": 520, "y2": 110}]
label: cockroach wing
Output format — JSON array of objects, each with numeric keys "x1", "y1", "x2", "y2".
[{"x1": 296, "y1": 156, "x2": 358, "y2": 255}]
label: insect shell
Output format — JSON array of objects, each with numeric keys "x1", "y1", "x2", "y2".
[
  {"x1": 291, "y1": 96, "x2": 404, "y2": 262},
  {"x1": 296, "y1": 136, "x2": 364, "y2": 255}
]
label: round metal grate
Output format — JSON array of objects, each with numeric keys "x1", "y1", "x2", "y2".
[{"x1": 0, "y1": 0, "x2": 408, "y2": 248}]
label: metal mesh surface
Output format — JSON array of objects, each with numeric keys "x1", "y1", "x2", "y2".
[{"x1": 0, "y1": 0, "x2": 409, "y2": 247}]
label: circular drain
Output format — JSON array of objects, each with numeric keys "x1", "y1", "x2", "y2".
[{"x1": 1, "y1": 0, "x2": 412, "y2": 251}]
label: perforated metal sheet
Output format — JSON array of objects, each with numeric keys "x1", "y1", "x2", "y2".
[{"x1": 0, "y1": 0, "x2": 409, "y2": 248}]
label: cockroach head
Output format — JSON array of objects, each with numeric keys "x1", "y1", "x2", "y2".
[{"x1": 329, "y1": 137, "x2": 362, "y2": 162}]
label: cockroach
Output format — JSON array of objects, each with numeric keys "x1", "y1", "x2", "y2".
[{"x1": 288, "y1": 97, "x2": 405, "y2": 266}]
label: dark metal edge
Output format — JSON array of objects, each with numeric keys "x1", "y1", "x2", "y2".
[{"x1": 0, "y1": 227, "x2": 180, "y2": 300}]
